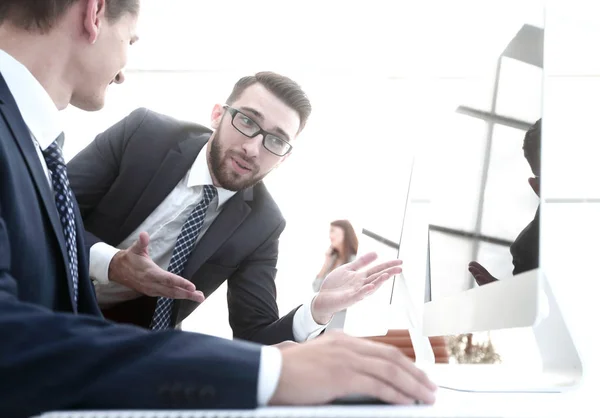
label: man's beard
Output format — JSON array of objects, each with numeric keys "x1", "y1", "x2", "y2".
[{"x1": 208, "y1": 128, "x2": 268, "y2": 191}]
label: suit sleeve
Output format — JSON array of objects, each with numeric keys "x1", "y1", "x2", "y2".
[
  {"x1": 226, "y1": 219, "x2": 301, "y2": 345},
  {"x1": 67, "y1": 108, "x2": 150, "y2": 253},
  {"x1": 68, "y1": 107, "x2": 149, "y2": 218},
  {"x1": 0, "y1": 205, "x2": 261, "y2": 417}
]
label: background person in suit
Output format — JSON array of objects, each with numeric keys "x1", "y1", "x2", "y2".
[
  {"x1": 313, "y1": 219, "x2": 359, "y2": 292},
  {"x1": 67, "y1": 72, "x2": 389, "y2": 344},
  {"x1": 468, "y1": 119, "x2": 542, "y2": 285},
  {"x1": 0, "y1": 1, "x2": 437, "y2": 416}
]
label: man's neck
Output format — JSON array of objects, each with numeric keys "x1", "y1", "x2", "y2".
[{"x1": 0, "y1": 26, "x2": 73, "y2": 110}]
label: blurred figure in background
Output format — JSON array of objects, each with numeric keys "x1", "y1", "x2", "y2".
[
  {"x1": 313, "y1": 220, "x2": 359, "y2": 292},
  {"x1": 469, "y1": 118, "x2": 541, "y2": 285},
  {"x1": 509, "y1": 117, "x2": 541, "y2": 275}
]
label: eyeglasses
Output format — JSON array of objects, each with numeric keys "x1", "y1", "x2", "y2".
[{"x1": 223, "y1": 105, "x2": 293, "y2": 157}]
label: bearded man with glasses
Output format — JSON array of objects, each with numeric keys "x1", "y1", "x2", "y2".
[{"x1": 66, "y1": 71, "x2": 399, "y2": 347}]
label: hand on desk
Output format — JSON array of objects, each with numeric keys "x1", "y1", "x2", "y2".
[
  {"x1": 270, "y1": 331, "x2": 437, "y2": 406},
  {"x1": 311, "y1": 252, "x2": 402, "y2": 324},
  {"x1": 468, "y1": 261, "x2": 499, "y2": 286},
  {"x1": 108, "y1": 232, "x2": 205, "y2": 303}
]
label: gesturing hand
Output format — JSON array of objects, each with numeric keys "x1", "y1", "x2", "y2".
[
  {"x1": 108, "y1": 232, "x2": 205, "y2": 303},
  {"x1": 468, "y1": 261, "x2": 499, "y2": 286},
  {"x1": 311, "y1": 252, "x2": 402, "y2": 324}
]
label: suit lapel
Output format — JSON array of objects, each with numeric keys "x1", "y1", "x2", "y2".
[
  {"x1": 182, "y1": 191, "x2": 252, "y2": 278},
  {"x1": 175, "y1": 189, "x2": 252, "y2": 325},
  {"x1": 119, "y1": 134, "x2": 208, "y2": 240},
  {"x1": 0, "y1": 76, "x2": 76, "y2": 309}
]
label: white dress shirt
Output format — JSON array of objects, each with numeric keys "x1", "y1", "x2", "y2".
[{"x1": 0, "y1": 49, "x2": 286, "y2": 406}]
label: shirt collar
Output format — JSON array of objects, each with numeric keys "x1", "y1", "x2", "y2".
[
  {"x1": 0, "y1": 50, "x2": 63, "y2": 151},
  {"x1": 187, "y1": 144, "x2": 237, "y2": 209}
]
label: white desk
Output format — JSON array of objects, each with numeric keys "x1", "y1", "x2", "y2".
[{"x1": 37, "y1": 389, "x2": 578, "y2": 418}]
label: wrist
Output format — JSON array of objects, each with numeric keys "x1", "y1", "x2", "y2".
[
  {"x1": 311, "y1": 294, "x2": 333, "y2": 325},
  {"x1": 108, "y1": 250, "x2": 126, "y2": 284}
]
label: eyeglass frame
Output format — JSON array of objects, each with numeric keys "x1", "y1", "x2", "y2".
[{"x1": 222, "y1": 105, "x2": 293, "y2": 157}]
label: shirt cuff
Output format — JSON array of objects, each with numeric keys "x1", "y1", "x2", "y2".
[
  {"x1": 292, "y1": 296, "x2": 329, "y2": 342},
  {"x1": 257, "y1": 345, "x2": 282, "y2": 406},
  {"x1": 89, "y1": 242, "x2": 120, "y2": 285}
]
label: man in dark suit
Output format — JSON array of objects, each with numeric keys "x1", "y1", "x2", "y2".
[
  {"x1": 469, "y1": 119, "x2": 542, "y2": 285},
  {"x1": 67, "y1": 72, "x2": 386, "y2": 344},
  {"x1": 0, "y1": 1, "x2": 436, "y2": 416}
]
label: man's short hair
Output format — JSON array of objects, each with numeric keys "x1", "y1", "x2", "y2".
[
  {"x1": 0, "y1": 0, "x2": 139, "y2": 33},
  {"x1": 226, "y1": 71, "x2": 312, "y2": 133},
  {"x1": 523, "y1": 118, "x2": 542, "y2": 177}
]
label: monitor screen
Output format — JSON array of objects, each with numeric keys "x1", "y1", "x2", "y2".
[
  {"x1": 424, "y1": 17, "x2": 545, "y2": 367},
  {"x1": 428, "y1": 23, "x2": 543, "y2": 302}
]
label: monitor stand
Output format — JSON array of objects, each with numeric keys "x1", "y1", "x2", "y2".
[{"x1": 409, "y1": 268, "x2": 583, "y2": 393}]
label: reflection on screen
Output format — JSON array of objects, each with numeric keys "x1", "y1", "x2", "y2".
[
  {"x1": 427, "y1": 19, "x2": 545, "y2": 367},
  {"x1": 430, "y1": 24, "x2": 543, "y2": 301}
]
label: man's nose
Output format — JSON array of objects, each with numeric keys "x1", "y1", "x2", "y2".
[
  {"x1": 241, "y1": 135, "x2": 262, "y2": 158},
  {"x1": 113, "y1": 71, "x2": 126, "y2": 84}
]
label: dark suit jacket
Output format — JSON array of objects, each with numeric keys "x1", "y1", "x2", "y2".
[
  {"x1": 0, "y1": 74, "x2": 261, "y2": 417},
  {"x1": 67, "y1": 107, "x2": 298, "y2": 345},
  {"x1": 510, "y1": 206, "x2": 540, "y2": 275}
]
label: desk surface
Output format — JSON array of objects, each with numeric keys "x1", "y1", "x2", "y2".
[{"x1": 37, "y1": 389, "x2": 579, "y2": 418}]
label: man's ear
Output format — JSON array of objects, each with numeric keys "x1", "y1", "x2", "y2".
[
  {"x1": 83, "y1": 0, "x2": 106, "y2": 44},
  {"x1": 211, "y1": 104, "x2": 225, "y2": 130}
]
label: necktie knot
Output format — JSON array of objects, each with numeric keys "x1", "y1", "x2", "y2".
[
  {"x1": 203, "y1": 184, "x2": 217, "y2": 204},
  {"x1": 42, "y1": 138, "x2": 66, "y2": 169}
]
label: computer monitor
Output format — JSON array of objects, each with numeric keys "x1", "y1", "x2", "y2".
[{"x1": 409, "y1": 18, "x2": 583, "y2": 392}]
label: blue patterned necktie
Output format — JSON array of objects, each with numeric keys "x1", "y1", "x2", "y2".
[
  {"x1": 151, "y1": 185, "x2": 217, "y2": 330},
  {"x1": 42, "y1": 136, "x2": 79, "y2": 306}
]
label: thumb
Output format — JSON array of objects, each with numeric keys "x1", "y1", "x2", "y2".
[{"x1": 130, "y1": 231, "x2": 150, "y2": 256}]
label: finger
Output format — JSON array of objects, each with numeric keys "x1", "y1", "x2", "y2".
[
  {"x1": 347, "y1": 252, "x2": 379, "y2": 271},
  {"x1": 468, "y1": 265, "x2": 497, "y2": 285},
  {"x1": 131, "y1": 231, "x2": 150, "y2": 256},
  {"x1": 347, "y1": 282, "x2": 376, "y2": 303},
  {"x1": 349, "y1": 273, "x2": 392, "y2": 302},
  {"x1": 366, "y1": 272, "x2": 393, "y2": 292},
  {"x1": 343, "y1": 372, "x2": 416, "y2": 405},
  {"x1": 351, "y1": 354, "x2": 436, "y2": 405},
  {"x1": 468, "y1": 261, "x2": 483, "y2": 269},
  {"x1": 153, "y1": 285, "x2": 205, "y2": 302},
  {"x1": 156, "y1": 271, "x2": 196, "y2": 292},
  {"x1": 472, "y1": 272, "x2": 496, "y2": 286},
  {"x1": 363, "y1": 266, "x2": 402, "y2": 285},
  {"x1": 468, "y1": 266, "x2": 485, "y2": 278},
  {"x1": 344, "y1": 336, "x2": 437, "y2": 392},
  {"x1": 364, "y1": 259, "x2": 403, "y2": 278},
  {"x1": 468, "y1": 261, "x2": 492, "y2": 276}
]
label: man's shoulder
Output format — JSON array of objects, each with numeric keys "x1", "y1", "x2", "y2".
[
  {"x1": 248, "y1": 181, "x2": 284, "y2": 224},
  {"x1": 124, "y1": 107, "x2": 213, "y2": 144}
]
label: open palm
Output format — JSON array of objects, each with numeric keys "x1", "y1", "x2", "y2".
[{"x1": 311, "y1": 252, "x2": 403, "y2": 324}]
